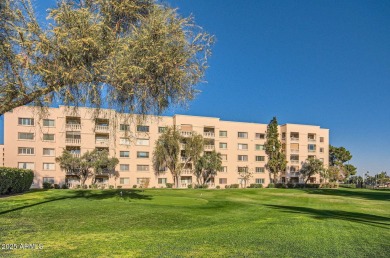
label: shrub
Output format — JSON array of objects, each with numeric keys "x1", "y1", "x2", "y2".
[
  {"x1": 133, "y1": 185, "x2": 138, "y2": 188},
  {"x1": 117, "y1": 186, "x2": 122, "y2": 189},
  {"x1": 76, "y1": 185, "x2": 81, "y2": 189},
  {"x1": 249, "y1": 184, "x2": 263, "y2": 188},
  {"x1": 321, "y1": 182, "x2": 339, "y2": 189},
  {"x1": 82, "y1": 185, "x2": 88, "y2": 189},
  {"x1": 339, "y1": 184, "x2": 356, "y2": 189},
  {"x1": 166, "y1": 183, "x2": 173, "y2": 188},
  {"x1": 216, "y1": 186, "x2": 220, "y2": 189},
  {"x1": 53, "y1": 184, "x2": 61, "y2": 189},
  {"x1": 61, "y1": 184, "x2": 69, "y2": 189},
  {"x1": 187, "y1": 184, "x2": 193, "y2": 189},
  {"x1": 42, "y1": 182, "x2": 52, "y2": 189},
  {"x1": 195, "y1": 184, "x2": 209, "y2": 189},
  {"x1": 267, "y1": 183, "x2": 275, "y2": 188},
  {"x1": 275, "y1": 183, "x2": 285, "y2": 188},
  {"x1": 225, "y1": 185, "x2": 230, "y2": 189},
  {"x1": 230, "y1": 184, "x2": 239, "y2": 189},
  {"x1": 0, "y1": 167, "x2": 34, "y2": 195},
  {"x1": 109, "y1": 185, "x2": 114, "y2": 189}
]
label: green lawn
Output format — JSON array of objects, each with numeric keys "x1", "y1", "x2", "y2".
[{"x1": 1, "y1": 188, "x2": 389, "y2": 257}]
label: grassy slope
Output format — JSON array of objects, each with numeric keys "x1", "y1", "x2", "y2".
[{"x1": 0, "y1": 188, "x2": 389, "y2": 257}]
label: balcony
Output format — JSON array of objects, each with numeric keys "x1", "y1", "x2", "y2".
[
  {"x1": 95, "y1": 139, "x2": 109, "y2": 146},
  {"x1": 290, "y1": 149, "x2": 299, "y2": 154},
  {"x1": 203, "y1": 132, "x2": 215, "y2": 138},
  {"x1": 65, "y1": 138, "x2": 81, "y2": 145},
  {"x1": 71, "y1": 153, "x2": 81, "y2": 158},
  {"x1": 290, "y1": 172, "x2": 300, "y2": 177},
  {"x1": 66, "y1": 123, "x2": 81, "y2": 130},
  {"x1": 308, "y1": 149, "x2": 316, "y2": 153},
  {"x1": 182, "y1": 169, "x2": 192, "y2": 175},
  {"x1": 290, "y1": 160, "x2": 299, "y2": 164},
  {"x1": 95, "y1": 125, "x2": 109, "y2": 132},
  {"x1": 204, "y1": 145, "x2": 215, "y2": 150},
  {"x1": 180, "y1": 131, "x2": 192, "y2": 137},
  {"x1": 290, "y1": 137, "x2": 299, "y2": 142}
]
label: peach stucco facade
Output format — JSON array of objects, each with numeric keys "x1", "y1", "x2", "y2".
[{"x1": 1, "y1": 106, "x2": 329, "y2": 188}]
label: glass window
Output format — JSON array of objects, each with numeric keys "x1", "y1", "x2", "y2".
[
  {"x1": 255, "y1": 178, "x2": 265, "y2": 184},
  {"x1": 136, "y1": 138, "x2": 149, "y2": 146},
  {"x1": 137, "y1": 151, "x2": 149, "y2": 158},
  {"x1": 18, "y1": 132, "x2": 34, "y2": 140},
  {"x1": 18, "y1": 118, "x2": 34, "y2": 126},
  {"x1": 238, "y1": 155, "x2": 248, "y2": 161},
  {"x1": 320, "y1": 147, "x2": 324, "y2": 153},
  {"x1": 320, "y1": 137, "x2": 324, "y2": 143},
  {"x1": 219, "y1": 166, "x2": 227, "y2": 173},
  {"x1": 255, "y1": 144, "x2": 265, "y2": 151},
  {"x1": 238, "y1": 143, "x2": 248, "y2": 150},
  {"x1": 43, "y1": 163, "x2": 55, "y2": 170},
  {"x1": 219, "y1": 178, "x2": 227, "y2": 184},
  {"x1": 219, "y1": 143, "x2": 227, "y2": 149},
  {"x1": 255, "y1": 167, "x2": 265, "y2": 173},
  {"x1": 43, "y1": 148, "x2": 55, "y2": 156},
  {"x1": 18, "y1": 162, "x2": 35, "y2": 170},
  {"x1": 43, "y1": 119, "x2": 55, "y2": 127},
  {"x1": 221, "y1": 154, "x2": 227, "y2": 161},
  {"x1": 255, "y1": 133, "x2": 265, "y2": 139},
  {"x1": 255, "y1": 156, "x2": 265, "y2": 162},
  {"x1": 238, "y1": 167, "x2": 248, "y2": 173},
  {"x1": 158, "y1": 178, "x2": 167, "y2": 184},
  {"x1": 43, "y1": 177, "x2": 55, "y2": 184},
  {"x1": 238, "y1": 132, "x2": 248, "y2": 138},
  {"x1": 137, "y1": 125, "x2": 149, "y2": 132},
  {"x1": 137, "y1": 165, "x2": 149, "y2": 171},
  {"x1": 120, "y1": 177, "x2": 130, "y2": 184},
  {"x1": 308, "y1": 144, "x2": 316, "y2": 152},
  {"x1": 137, "y1": 178, "x2": 150, "y2": 184},
  {"x1": 219, "y1": 131, "x2": 227, "y2": 137},
  {"x1": 43, "y1": 134, "x2": 55, "y2": 141},
  {"x1": 18, "y1": 147, "x2": 34, "y2": 155},
  {"x1": 120, "y1": 151, "x2": 130, "y2": 158},
  {"x1": 120, "y1": 124, "x2": 130, "y2": 131},
  {"x1": 158, "y1": 127, "x2": 167, "y2": 133},
  {"x1": 120, "y1": 164, "x2": 130, "y2": 171},
  {"x1": 120, "y1": 138, "x2": 131, "y2": 145}
]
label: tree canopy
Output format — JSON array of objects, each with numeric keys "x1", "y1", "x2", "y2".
[
  {"x1": 194, "y1": 150, "x2": 222, "y2": 186},
  {"x1": 300, "y1": 158, "x2": 325, "y2": 184},
  {"x1": 0, "y1": 0, "x2": 213, "y2": 115}
]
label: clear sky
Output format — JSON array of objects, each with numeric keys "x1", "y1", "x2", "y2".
[{"x1": 1, "y1": 0, "x2": 389, "y2": 176}]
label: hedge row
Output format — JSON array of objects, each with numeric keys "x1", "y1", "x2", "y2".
[{"x1": 0, "y1": 167, "x2": 34, "y2": 195}]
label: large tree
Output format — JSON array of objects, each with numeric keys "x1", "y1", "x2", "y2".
[
  {"x1": 0, "y1": 0, "x2": 213, "y2": 115},
  {"x1": 153, "y1": 127, "x2": 204, "y2": 188},
  {"x1": 329, "y1": 145, "x2": 356, "y2": 180},
  {"x1": 300, "y1": 158, "x2": 325, "y2": 184},
  {"x1": 194, "y1": 150, "x2": 222, "y2": 186},
  {"x1": 264, "y1": 117, "x2": 287, "y2": 183}
]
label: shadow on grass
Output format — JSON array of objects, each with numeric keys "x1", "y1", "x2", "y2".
[
  {"x1": 297, "y1": 188, "x2": 390, "y2": 201},
  {"x1": 0, "y1": 190, "x2": 152, "y2": 216},
  {"x1": 265, "y1": 204, "x2": 390, "y2": 229}
]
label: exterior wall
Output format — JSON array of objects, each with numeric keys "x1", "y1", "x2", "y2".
[
  {"x1": 0, "y1": 144, "x2": 4, "y2": 167},
  {"x1": 3, "y1": 106, "x2": 329, "y2": 188}
]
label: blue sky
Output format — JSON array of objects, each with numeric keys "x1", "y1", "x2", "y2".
[{"x1": 1, "y1": 0, "x2": 389, "y2": 175}]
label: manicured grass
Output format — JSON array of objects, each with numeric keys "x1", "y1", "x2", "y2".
[{"x1": 1, "y1": 188, "x2": 389, "y2": 257}]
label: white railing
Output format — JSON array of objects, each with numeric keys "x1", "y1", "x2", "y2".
[
  {"x1": 290, "y1": 137, "x2": 299, "y2": 142},
  {"x1": 290, "y1": 149, "x2": 299, "y2": 154},
  {"x1": 180, "y1": 131, "x2": 192, "y2": 137},
  {"x1": 95, "y1": 139, "x2": 109, "y2": 145},
  {"x1": 289, "y1": 172, "x2": 300, "y2": 177},
  {"x1": 308, "y1": 149, "x2": 316, "y2": 153},
  {"x1": 290, "y1": 160, "x2": 299, "y2": 164},
  {"x1": 203, "y1": 132, "x2": 215, "y2": 138},
  {"x1": 182, "y1": 169, "x2": 192, "y2": 175},
  {"x1": 308, "y1": 138, "x2": 316, "y2": 142},
  {"x1": 204, "y1": 145, "x2": 215, "y2": 150},
  {"x1": 71, "y1": 153, "x2": 81, "y2": 158},
  {"x1": 95, "y1": 125, "x2": 109, "y2": 131},
  {"x1": 65, "y1": 138, "x2": 81, "y2": 144},
  {"x1": 66, "y1": 123, "x2": 81, "y2": 130}
]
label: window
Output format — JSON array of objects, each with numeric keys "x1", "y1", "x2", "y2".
[
  {"x1": 137, "y1": 165, "x2": 149, "y2": 171},
  {"x1": 238, "y1": 167, "x2": 248, "y2": 173},
  {"x1": 18, "y1": 118, "x2": 34, "y2": 126},
  {"x1": 320, "y1": 137, "x2": 324, "y2": 143},
  {"x1": 137, "y1": 151, "x2": 149, "y2": 158},
  {"x1": 120, "y1": 177, "x2": 130, "y2": 184},
  {"x1": 120, "y1": 151, "x2": 130, "y2": 158},
  {"x1": 219, "y1": 143, "x2": 227, "y2": 149},
  {"x1": 255, "y1": 133, "x2": 265, "y2": 139},
  {"x1": 221, "y1": 154, "x2": 227, "y2": 161},
  {"x1": 43, "y1": 177, "x2": 54, "y2": 184},
  {"x1": 120, "y1": 138, "x2": 131, "y2": 145},
  {"x1": 158, "y1": 127, "x2": 167, "y2": 133},
  {"x1": 319, "y1": 147, "x2": 324, "y2": 153},
  {"x1": 120, "y1": 124, "x2": 129, "y2": 131},
  {"x1": 219, "y1": 178, "x2": 227, "y2": 184},
  {"x1": 18, "y1": 132, "x2": 34, "y2": 140},
  {"x1": 238, "y1": 155, "x2": 248, "y2": 161},
  {"x1": 43, "y1": 163, "x2": 55, "y2": 170},
  {"x1": 238, "y1": 132, "x2": 248, "y2": 138},
  {"x1": 137, "y1": 125, "x2": 149, "y2": 132},
  {"x1": 308, "y1": 133, "x2": 316, "y2": 141},
  {"x1": 255, "y1": 144, "x2": 265, "y2": 151},
  {"x1": 219, "y1": 166, "x2": 227, "y2": 173},
  {"x1": 136, "y1": 138, "x2": 149, "y2": 146},
  {"x1": 255, "y1": 156, "x2": 265, "y2": 162},
  {"x1": 18, "y1": 147, "x2": 34, "y2": 155},
  {"x1": 238, "y1": 143, "x2": 248, "y2": 150},
  {"x1": 120, "y1": 164, "x2": 130, "y2": 171},
  {"x1": 137, "y1": 178, "x2": 150, "y2": 184},
  {"x1": 255, "y1": 167, "x2": 265, "y2": 173},
  {"x1": 290, "y1": 155, "x2": 299, "y2": 161},
  {"x1": 43, "y1": 134, "x2": 55, "y2": 141},
  {"x1": 255, "y1": 178, "x2": 265, "y2": 184},
  {"x1": 43, "y1": 148, "x2": 55, "y2": 156},
  {"x1": 158, "y1": 178, "x2": 167, "y2": 184},
  {"x1": 219, "y1": 131, "x2": 227, "y2": 137},
  {"x1": 43, "y1": 119, "x2": 55, "y2": 127},
  {"x1": 18, "y1": 162, "x2": 35, "y2": 170},
  {"x1": 308, "y1": 144, "x2": 316, "y2": 152}
]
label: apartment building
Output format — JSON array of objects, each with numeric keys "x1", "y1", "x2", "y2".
[{"x1": 0, "y1": 106, "x2": 329, "y2": 188}]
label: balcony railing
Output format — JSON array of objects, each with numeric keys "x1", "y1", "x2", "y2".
[
  {"x1": 290, "y1": 172, "x2": 300, "y2": 177},
  {"x1": 180, "y1": 131, "x2": 192, "y2": 137},
  {"x1": 290, "y1": 137, "x2": 299, "y2": 142},
  {"x1": 70, "y1": 153, "x2": 81, "y2": 158},
  {"x1": 290, "y1": 149, "x2": 299, "y2": 154},
  {"x1": 95, "y1": 125, "x2": 109, "y2": 131},
  {"x1": 66, "y1": 124, "x2": 81, "y2": 130},
  {"x1": 204, "y1": 145, "x2": 215, "y2": 150},
  {"x1": 95, "y1": 139, "x2": 109, "y2": 146},
  {"x1": 308, "y1": 138, "x2": 316, "y2": 142},
  {"x1": 182, "y1": 169, "x2": 192, "y2": 175},
  {"x1": 65, "y1": 138, "x2": 81, "y2": 145},
  {"x1": 308, "y1": 149, "x2": 316, "y2": 153},
  {"x1": 203, "y1": 132, "x2": 215, "y2": 138},
  {"x1": 290, "y1": 160, "x2": 299, "y2": 164}
]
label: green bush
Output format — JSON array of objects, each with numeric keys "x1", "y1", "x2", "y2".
[
  {"x1": 42, "y1": 182, "x2": 52, "y2": 189},
  {"x1": 61, "y1": 184, "x2": 69, "y2": 189},
  {"x1": 187, "y1": 184, "x2": 193, "y2": 189},
  {"x1": 339, "y1": 184, "x2": 356, "y2": 189},
  {"x1": 224, "y1": 185, "x2": 230, "y2": 189},
  {"x1": 109, "y1": 185, "x2": 114, "y2": 189},
  {"x1": 117, "y1": 186, "x2": 122, "y2": 189},
  {"x1": 133, "y1": 185, "x2": 137, "y2": 188},
  {"x1": 267, "y1": 183, "x2": 275, "y2": 188},
  {"x1": 275, "y1": 183, "x2": 286, "y2": 188},
  {"x1": 249, "y1": 184, "x2": 263, "y2": 188},
  {"x1": 54, "y1": 184, "x2": 61, "y2": 189},
  {"x1": 321, "y1": 182, "x2": 339, "y2": 189},
  {"x1": 0, "y1": 167, "x2": 34, "y2": 195},
  {"x1": 216, "y1": 185, "x2": 220, "y2": 189},
  {"x1": 194, "y1": 184, "x2": 209, "y2": 189},
  {"x1": 230, "y1": 184, "x2": 239, "y2": 189},
  {"x1": 166, "y1": 183, "x2": 173, "y2": 188}
]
